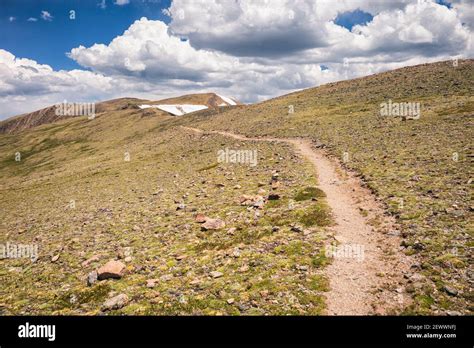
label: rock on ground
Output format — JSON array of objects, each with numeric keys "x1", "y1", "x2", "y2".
[
  {"x1": 97, "y1": 260, "x2": 126, "y2": 280},
  {"x1": 101, "y1": 294, "x2": 129, "y2": 311}
]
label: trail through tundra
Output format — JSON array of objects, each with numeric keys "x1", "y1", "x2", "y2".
[{"x1": 182, "y1": 126, "x2": 411, "y2": 315}]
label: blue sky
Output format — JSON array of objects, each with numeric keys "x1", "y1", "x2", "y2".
[
  {"x1": 1, "y1": 0, "x2": 171, "y2": 70},
  {"x1": 0, "y1": 0, "x2": 471, "y2": 119}
]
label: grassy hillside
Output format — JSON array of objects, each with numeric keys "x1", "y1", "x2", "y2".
[{"x1": 0, "y1": 100, "x2": 333, "y2": 315}]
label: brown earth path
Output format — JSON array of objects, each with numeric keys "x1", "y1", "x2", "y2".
[{"x1": 182, "y1": 126, "x2": 411, "y2": 315}]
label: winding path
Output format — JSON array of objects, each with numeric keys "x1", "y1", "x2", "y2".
[{"x1": 182, "y1": 126, "x2": 410, "y2": 315}]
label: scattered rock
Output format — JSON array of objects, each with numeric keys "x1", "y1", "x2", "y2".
[
  {"x1": 97, "y1": 260, "x2": 126, "y2": 280},
  {"x1": 239, "y1": 195, "x2": 265, "y2": 208},
  {"x1": 443, "y1": 285, "x2": 458, "y2": 296},
  {"x1": 194, "y1": 213, "x2": 207, "y2": 223},
  {"x1": 175, "y1": 254, "x2": 187, "y2": 261},
  {"x1": 176, "y1": 203, "x2": 186, "y2": 211},
  {"x1": 51, "y1": 254, "x2": 60, "y2": 262},
  {"x1": 146, "y1": 279, "x2": 159, "y2": 288},
  {"x1": 413, "y1": 241, "x2": 425, "y2": 250},
  {"x1": 271, "y1": 181, "x2": 281, "y2": 189},
  {"x1": 82, "y1": 255, "x2": 100, "y2": 267},
  {"x1": 202, "y1": 218, "x2": 226, "y2": 230},
  {"x1": 239, "y1": 265, "x2": 249, "y2": 273},
  {"x1": 268, "y1": 193, "x2": 280, "y2": 200},
  {"x1": 227, "y1": 298, "x2": 235, "y2": 304},
  {"x1": 102, "y1": 294, "x2": 129, "y2": 311},
  {"x1": 290, "y1": 224, "x2": 303, "y2": 233},
  {"x1": 160, "y1": 274, "x2": 173, "y2": 282}
]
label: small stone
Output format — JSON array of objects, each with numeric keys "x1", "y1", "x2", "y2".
[
  {"x1": 291, "y1": 224, "x2": 303, "y2": 233},
  {"x1": 97, "y1": 260, "x2": 126, "y2": 280},
  {"x1": 239, "y1": 265, "x2": 249, "y2": 273},
  {"x1": 413, "y1": 241, "x2": 425, "y2": 250},
  {"x1": 195, "y1": 213, "x2": 207, "y2": 223},
  {"x1": 271, "y1": 181, "x2": 281, "y2": 189},
  {"x1": 87, "y1": 271, "x2": 98, "y2": 286},
  {"x1": 124, "y1": 256, "x2": 132, "y2": 263},
  {"x1": 410, "y1": 273, "x2": 424, "y2": 282},
  {"x1": 227, "y1": 298, "x2": 235, "y2": 304},
  {"x1": 160, "y1": 274, "x2": 173, "y2": 282},
  {"x1": 102, "y1": 294, "x2": 129, "y2": 311},
  {"x1": 175, "y1": 254, "x2": 187, "y2": 261},
  {"x1": 51, "y1": 254, "x2": 60, "y2": 262},
  {"x1": 202, "y1": 218, "x2": 226, "y2": 230},
  {"x1": 210, "y1": 271, "x2": 223, "y2": 278},
  {"x1": 268, "y1": 193, "x2": 280, "y2": 200},
  {"x1": 176, "y1": 203, "x2": 186, "y2": 211},
  {"x1": 233, "y1": 185, "x2": 242, "y2": 189},
  {"x1": 446, "y1": 310, "x2": 462, "y2": 316},
  {"x1": 146, "y1": 279, "x2": 159, "y2": 288},
  {"x1": 227, "y1": 227, "x2": 237, "y2": 234},
  {"x1": 82, "y1": 255, "x2": 100, "y2": 267}
]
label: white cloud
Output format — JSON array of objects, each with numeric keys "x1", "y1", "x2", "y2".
[
  {"x1": 115, "y1": 0, "x2": 130, "y2": 5},
  {"x1": 8, "y1": 16, "x2": 16, "y2": 22},
  {"x1": 27, "y1": 17, "x2": 38, "y2": 22},
  {"x1": 41, "y1": 11, "x2": 53, "y2": 21}
]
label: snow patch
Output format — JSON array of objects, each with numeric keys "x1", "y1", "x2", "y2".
[
  {"x1": 138, "y1": 104, "x2": 208, "y2": 116},
  {"x1": 216, "y1": 94, "x2": 237, "y2": 106}
]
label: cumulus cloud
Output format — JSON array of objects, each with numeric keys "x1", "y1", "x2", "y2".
[
  {"x1": 115, "y1": 0, "x2": 130, "y2": 5},
  {"x1": 164, "y1": 0, "x2": 419, "y2": 57},
  {"x1": 27, "y1": 17, "x2": 38, "y2": 22}
]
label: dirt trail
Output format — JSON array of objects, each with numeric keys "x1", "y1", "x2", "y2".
[{"x1": 182, "y1": 126, "x2": 410, "y2": 315}]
